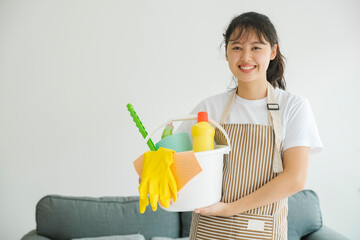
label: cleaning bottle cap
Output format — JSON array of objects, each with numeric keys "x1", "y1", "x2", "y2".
[{"x1": 197, "y1": 112, "x2": 208, "y2": 123}]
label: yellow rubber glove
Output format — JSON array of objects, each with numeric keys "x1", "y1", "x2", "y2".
[{"x1": 138, "y1": 147, "x2": 177, "y2": 213}]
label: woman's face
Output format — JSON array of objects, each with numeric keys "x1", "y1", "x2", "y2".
[{"x1": 226, "y1": 30, "x2": 277, "y2": 84}]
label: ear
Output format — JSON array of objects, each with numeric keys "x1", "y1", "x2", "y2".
[
  {"x1": 225, "y1": 46, "x2": 228, "y2": 61},
  {"x1": 270, "y1": 44, "x2": 277, "y2": 60}
]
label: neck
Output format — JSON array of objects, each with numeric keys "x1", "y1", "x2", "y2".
[{"x1": 236, "y1": 80, "x2": 268, "y2": 100}]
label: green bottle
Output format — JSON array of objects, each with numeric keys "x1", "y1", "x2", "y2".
[{"x1": 161, "y1": 123, "x2": 174, "y2": 139}]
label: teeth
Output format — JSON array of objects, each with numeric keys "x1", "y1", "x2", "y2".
[{"x1": 240, "y1": 66, "x2": 255, "y2": 70}]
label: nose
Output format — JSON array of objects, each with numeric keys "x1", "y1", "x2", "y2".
[{"x1": 240, "y1": 49, "x2": 252, "y2": 62}]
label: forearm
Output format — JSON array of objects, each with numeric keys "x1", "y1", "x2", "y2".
[
  {"x1": 229, "y1": 147, "x2": 310, "y2": 215},
  {"x1": 230, "y1": 171, "x2": 305, "y2": 214},
  {"x1": 195, "y1": 147, "x2": 310, "y2": 217}
]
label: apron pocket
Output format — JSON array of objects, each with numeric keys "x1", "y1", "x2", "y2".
[
  {"x1": 231, "y1": 213, "x2": 274, "y2": 239},
  {"x1": 195, "y1": 215, "x2": 234, "y2": 239},
  {"x1": 194, "y1": 213, "x2": 274, "y2": 240}
]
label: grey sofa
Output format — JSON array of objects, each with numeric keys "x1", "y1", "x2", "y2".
[{"x1": 22, "y1": 190, "x2": 348, "y2": 240}]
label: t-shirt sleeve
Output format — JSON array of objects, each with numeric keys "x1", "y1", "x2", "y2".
[{"x1": 283, "y1": 97, "x2": 323, "y2": 154}]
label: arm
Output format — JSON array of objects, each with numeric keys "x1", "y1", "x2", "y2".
[{"x1": 195, "y1": 146, "x2": 310, "y2": 216}]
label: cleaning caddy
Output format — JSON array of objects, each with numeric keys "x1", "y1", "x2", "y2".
[{"x1": 128, "y1": 104, "x2": 231, "y2": 212}]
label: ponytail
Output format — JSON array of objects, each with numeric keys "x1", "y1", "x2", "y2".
[{"x1": 267, "y1": 47, "x2": 286, "y2": 90}]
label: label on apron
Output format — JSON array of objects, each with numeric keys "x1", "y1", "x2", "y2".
[{"x1": 247, "y1": 219, "x2": 265, "y2": 231}]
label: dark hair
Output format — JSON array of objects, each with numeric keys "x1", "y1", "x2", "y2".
[{"x1": 223, "y1": 12, "x2": 286, "y2": 90}]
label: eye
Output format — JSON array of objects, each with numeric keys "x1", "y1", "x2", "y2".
[
  {"x1": 253, "y1": 46, "x2": 261, "y2": 50},
  {"x1": 232, "y1": 46, "x2": 241, "y2": 50}
]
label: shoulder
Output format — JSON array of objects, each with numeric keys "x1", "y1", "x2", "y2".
[
  {"x1": 199, "y1": 91, "x2": 233, "y2": 107},
  {"x1": 191, "y1": 90, "x2": 233, "y2": 122},
  {"x1": 275, "y1": 88, "x2": 310, "y2": 114},
  {"x1": 276, "y1": 88, "x2": 323, "y2": 154},
  {"x1": 275, "y1": 88, "x2": 315, "y2": 130},
  {"x1": 176, "y1": 90, "x2": 232, "y2": 133}
]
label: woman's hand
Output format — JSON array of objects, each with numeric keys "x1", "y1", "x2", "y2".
[{"x1": 194, "y1": 202, "x2": 235, "y2": 217}]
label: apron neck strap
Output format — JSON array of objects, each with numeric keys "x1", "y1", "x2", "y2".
[
  {"x1": 220, "y1": 88, "x2": 237, "y2": 124},
  {"x1": 267, "y1": 82, "x2": 284, "y2": 173}
]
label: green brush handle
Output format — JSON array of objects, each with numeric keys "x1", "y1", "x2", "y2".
[{"x1": 127, "y1": 103, "x2": 157, "y2": 151}]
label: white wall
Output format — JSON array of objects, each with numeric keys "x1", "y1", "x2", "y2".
[{"x1": 0, "y1": 0, "x2": 359, "y2": 239}]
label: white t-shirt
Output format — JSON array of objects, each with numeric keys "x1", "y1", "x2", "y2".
[{"x1": 177, "y1": 88, "x2": 323, "y2": 154}]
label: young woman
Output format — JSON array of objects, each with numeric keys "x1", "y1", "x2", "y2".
[{"x1": 177, "y1": 12, "x2": 323, "y2": 239}]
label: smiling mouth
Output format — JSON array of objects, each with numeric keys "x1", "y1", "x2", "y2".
[{"x1": 239, "y1": 65, "x2": 256, "y2": 70}]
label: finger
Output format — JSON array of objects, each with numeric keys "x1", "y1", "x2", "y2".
[
  {"x1": 171, "y1": 190, "x2": 177, "y2": 203},
  {"x1": 195, "y1": 207, "x2": 208, "y2": 215},
  {"x1": 159, "y1": 182, "x2": 171, "y2": 209},
  {"x1": 150, "y1": 194, "x2": 159, "y2": 211},
  {"x1": 138, "y1": 183, "x2": 149, "y2": 214},
  {"x1": 138, "y1": 181, "x2": 149, "y2": 201},
  {"x1": 168, "y1": 175, "x2": 178, "y2": 203},
  {"x1": 170, "y1": 193, "x2": 179, "y2": 205},
  {"x1": 139, "y1": 197, "x2": 148, "y2": 214},
  {"x1": 149, "y1": 181, "x2": 159, "y2": 211},
  {"x1": 139, "y1": 194, "x2": 149, "y2": 208},
  {"x1": 158, "y1": 198, "x2": 163, "y2": 208}
]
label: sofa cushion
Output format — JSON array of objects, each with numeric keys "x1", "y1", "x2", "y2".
[
  {"x1": 287, "y1": 190, "x2": 323, "y2": 240},
  {"x1": 302, "y1": 225, "x2": 349, "y2": 240},
  {"x1": 151, "y1": 237, "x2": 189, "y2": 240},
  {"x1": 36, "y1": 195, "x2": 180, "y2": 240},
  {"x1": 72, "y1": 234, "x2": 145, "y2": 240},
  {"x1": 21, "y1": 230, "x2": 51, "y2": 240}
]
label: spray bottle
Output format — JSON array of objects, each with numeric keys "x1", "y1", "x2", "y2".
[{"x1": 161, "y1": 122, "x2": 174, "y2": 139}]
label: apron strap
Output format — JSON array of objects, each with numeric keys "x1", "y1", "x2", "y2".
[
  {"x1": 220, "y1": 88, "x2": 237, "y2": 124},
  {"x1": 219, "y1": 82, "x2": 284, "y2": 173},
  {"x1": 267, "y1": 82, "x2": 283, "y2": 173}
]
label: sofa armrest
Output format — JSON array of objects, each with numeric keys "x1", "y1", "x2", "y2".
[
  {"x1": 302, "y1": 225, "x2": 349, "y2": 240},
  {"x1": 21, "y1": 230, "x2": 51, "y2": 240}
]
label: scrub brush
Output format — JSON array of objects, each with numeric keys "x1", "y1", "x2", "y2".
[{"x1": 127, "y1": 103, "x2": 157, "y2": 151}]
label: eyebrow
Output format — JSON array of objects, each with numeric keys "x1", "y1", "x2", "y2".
[{"x1": 229, "y1": 41, "x2": 266, "y2": 45}]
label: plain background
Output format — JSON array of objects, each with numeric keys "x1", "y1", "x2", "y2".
[{"x1": 0, "y1": 0, "x2": 359, "y2": 239}]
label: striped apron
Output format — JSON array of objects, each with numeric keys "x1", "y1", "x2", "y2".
[{"x1": 190, "y1": 83, "x2": 288, "y2": 240}]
